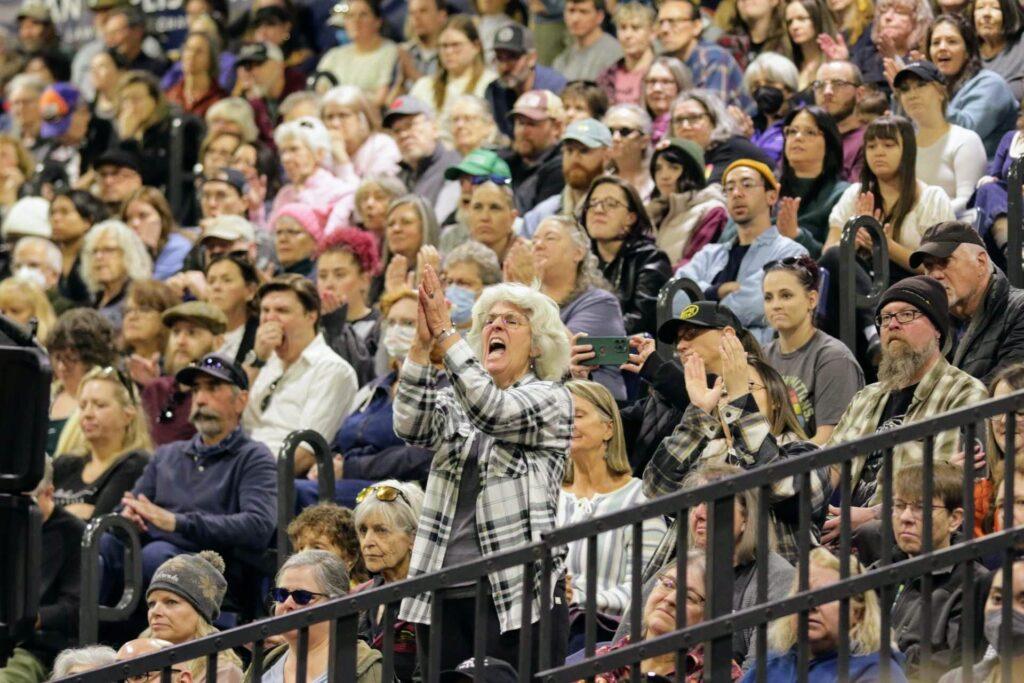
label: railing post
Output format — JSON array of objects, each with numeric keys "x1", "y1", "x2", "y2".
[
  {"x1": 79, "y1": 514, "x2": 143, "y2": 644},
  {"x1": 168, "y1": 116, "x2": 183, "y2": 218},
  {"x1": 1006, "y1": 156, "x2": 1024, "y2": 288},
  {"x1": 655, "y1": 276, "x2": 703, "y2": 360},
  {"x1": 276, "y1": 430, "x2": 333, "y2": 566},
  {"x1": 707, "y1": 493, "x2": 735, "y2": 683},
  {"x1": 838, "y1": 215, "x2": 889, "y2": 353}
]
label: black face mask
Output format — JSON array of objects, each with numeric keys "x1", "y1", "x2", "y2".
[{"x1": 753, "y1": 86, "x2": 785, "y2": 116}]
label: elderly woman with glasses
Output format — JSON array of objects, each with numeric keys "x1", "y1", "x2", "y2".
[
  {"x1": 52, "y1": 366, "x2": 152, "y2": 520},
  {"x1": 246, "y1": 550, "x2": 383, "y2": 683},
  {"x1": 352, "y1": 480, "x2": 425, "y2": 683},
  {"x1": 80, "y1": 219, "x2": 154, "y2": 332},
  {"x1": 394, "y1": 270, "x2": 573, "y2": 674}
]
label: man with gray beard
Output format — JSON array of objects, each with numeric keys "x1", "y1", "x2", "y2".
[{"x1": 820, "y1": 276, "x2": 987, "y2": 547}]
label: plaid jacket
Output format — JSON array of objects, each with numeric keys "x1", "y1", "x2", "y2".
[
  {"x1": 642, "y1": 394, "x2": 830, "y2": 565},
  {"x1": 826, "y1": 358, "x2": 989, "y2": 505},
  {"x1": 394, "y1": 339, "x2": 573, "y2": 633}
]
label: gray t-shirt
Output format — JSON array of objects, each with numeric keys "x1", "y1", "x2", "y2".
[
  {"x1": 764, "y1": 330, "x2": 864, "y2": 436},
  {"x1": 442, "y1": 434, "x2": 484, "y2": 571},
  {"x1": 552, "y1": 32, "x2": 624, "y2": 82}
]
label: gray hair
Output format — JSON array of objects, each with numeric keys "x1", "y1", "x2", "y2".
[
  {"x1": 604, "y1": 103, "x2": 652, "y2": 136},
  {"x1": 79, "y1": 220, "x2": 153, "y2": 294},
  {"x1": 467, "y1": 283, "x2": 570, "y2": 381},
  {"x1": 14, "y1": 236, "x2": 61, "y2": 275},
  {"x1": 6, "y1": 73, "x2": 45, "y2": 98},
  {"x1": 672, "y1": 90, "x2": 737, "y2": 145},
  {"x1": 277, "y1": 550, "x2": 349, "y2": 599},
  {"x1": 443, "y1": 240, "x2": 502, "y2": 286},
  {"x1": 50, "y1": 646, "x2": 117, "y2": 679},
  {"x1": 383, "y1": 194, "x2": 441, "y2": 262},
  {"x1": 279, "y1": 91, "x2": 322, "y2": 120},
  {"x1": 274, "y1": 116, "x2": 333, "y2": 167},
  {"x1": 742, "y1": 53, "x2": 800, "y2": 95},
  {"x1": 353, "y1": 479, "x2": 425, "y2": 539},
  {"x1": 205, "y1": 97, "x2": 259, "y2": 143},
  {"x1": 642, "y1": 57, "x2": 693, "y2": 115},
  {"x1": 444, "y1": 95, "x2": 501, "y2": 145},
  {"x1": 321, "y1": 84, "x2": 381, "y2": 132},
  {"x1": 535, "y1": 215, "x2": 609, "y2": 300}
]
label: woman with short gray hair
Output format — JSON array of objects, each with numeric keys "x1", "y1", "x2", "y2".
[
  {"x1": 79, "y1": 219, "x2": 153, "y2": 330},
  {"x1": 394, "y1": 272, "x2": 573, "y2": 674},
  {"x1": 320, "y1": 85, "x2": 401, "y2": 180},
  {"x1": 50, "y1": 646, "x2": 117, "y2": 679},
  {"x1": 742, "y1": 53, "x2": 802, "y2": 166},
  {"x1": 245, "y1": 550, "x2": 382, "y2": 683}
]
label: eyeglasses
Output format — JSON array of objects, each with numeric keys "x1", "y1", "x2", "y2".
[
  {"x1": 672, "y1": 113, "x2": 708, "y2": 128},
  {"x1": 677, "y1": 325, "x2": 709, "y2": 341},
  {"x1": 356, "y1": 484, "x2": 412, "y2": 506},
  {"x1": 609, "y1": 126, "x2": 640, "y2": 138},
  {"x1": 875, "y1": 310, "x2": 924, "y2": 328},
  {"x1": 585, "y1": 197, "x2": 628, "y2": 212},
  {"x1": 270, "y1": 587, "x2": 329, "y2": 605},
  {"x1": 892, "y1": 500, "x2": 949, "y2": 518},
  {"x1": 722, "y1": 179, "x2": 765, "y2": 195},
  {"x1": 645, "y1": 77, "x2": 678, "y2": 88},
  {"x1": 811, "y1": 79, "x2": 856, "y2": 91},
  {"x1": 783, "y1": 126, "x2": 822, "y2": 139},
  {"x1": 483, "y1": 312, "x2": 526, "y2": 329},
  {"x1": 98, "y1": 366, "x2": 137, "y2": 405},
  {"x1": 469, "y1": 174, "x2": 511, "y2": 186},
  {"x1": 260, "y1": 375, "x2": 284, "y2": 412}
]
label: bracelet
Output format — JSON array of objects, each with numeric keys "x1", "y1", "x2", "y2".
[{"x1": 435, "y1": 327, "x2": 458, "y2": 344}]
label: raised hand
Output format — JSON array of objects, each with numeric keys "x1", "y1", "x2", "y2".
[
  {"x1": 817, "y1": 33, "x2": 849, "y2": 60},
  {"x1": 621, "y1": 334, "x2": 655, "y2": 374},
  {"x1": 319, "y1": 288, "x2": 346, "y2": 315},
  {"x1": 418, "y1": 265, "x2": 453, "y2": 338},
  {"x1": 417, "y1": 245, "x2": 441, "y2": 284},
  {"x1": 385, "y1": 254, "x2": 411, "y2": 294},
  {"x1": 684, "y1": 353, "x2": 724, "y2": 414},
  {"x1": 776, "y1": 196, "x2": 802, "y2": 239},
  {"x1": 503, "y1": 240, "x2": 536, "y2": 284},
  {"x1": 719, "y1": 332, "x2": 750, "y2": 400},
  {"x1": 727, "y1": 105, "x2": 755, "y2": 138},
  {"x1": 127, "y1": 352, "x2": 161, "y2": 388}
]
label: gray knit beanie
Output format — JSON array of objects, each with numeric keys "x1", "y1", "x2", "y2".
[{"x1": 147, "y1": 550, "x2": 227, "y2": 623}]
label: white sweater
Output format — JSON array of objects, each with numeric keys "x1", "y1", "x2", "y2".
[
  {"x1": 915, "y1": 125, "x2": 988, "y2": 216},
  {"x1": 828, "y1": 180, "x2": 956, "y2": 251}
]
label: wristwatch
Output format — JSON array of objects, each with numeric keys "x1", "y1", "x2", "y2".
[
  {"x1": 435, "y1": 327, "x2": 458, "y2": 344},
  {"x1": 244, "y1": 350, "x2": 267, "y2": 369}
]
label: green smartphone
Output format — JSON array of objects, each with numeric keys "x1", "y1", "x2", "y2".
[{"x1": 580, "y1": 336, "x2": 630, "y2": 366}]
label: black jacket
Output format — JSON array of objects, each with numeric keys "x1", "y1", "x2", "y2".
[
  {"x1": 595, "y1": 236, "x2": 672, "y2": 336},
  {"x1": 502, "y1": 143, "x2": 564, "y2": 214},
  {"x1": 619, "y1": 352, "x2": 688, "y2": 477},
  {"x1": 322, "y1": 305, "x2": 375, "y2": 386},
  {"x1": 952, "y1": 270, "x2": 1024, "y2": 383}
]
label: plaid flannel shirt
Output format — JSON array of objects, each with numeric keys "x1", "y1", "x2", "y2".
[
  {"x1": 826, "y1": 358, "x2": 989, "y2": 506},
  {"x1": 642, "y1": 394, "x2": 830, "y2": 565},
  {"x1": 393, "y1": 339, "x2": 573, "y2": 633}
]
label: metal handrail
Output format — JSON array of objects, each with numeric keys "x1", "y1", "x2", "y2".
[
  {"x1": 276, "y1": 430, "x2": 333, "y2": 566},
  {"x1": 655, "y1": 275, "x2": 703, "y2": 360},
  {"x1": 838, "y1": 214, "x2": 889, "y2": 352},
  {"x1": 78, "y1": 514, "x2": 143, "y2": 644},
  {"x1": 58, "y1": 389, "x2": 1024, "y2": 683},
  {"x1": 1006, "y1": 155, "x2": 1024, "y2": 288}
]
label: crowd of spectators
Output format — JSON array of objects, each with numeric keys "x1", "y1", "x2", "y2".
[{"x1": 1, "y1": 0, "x2": 1024, "y2": 678}]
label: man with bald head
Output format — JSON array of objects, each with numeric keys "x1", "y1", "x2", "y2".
[
  {"x1": 910, "y1": 221, "x2": 1024, "y2": 382},
  {"x1": 116, "y1": 638, "x2": 192, "y2": 682}
]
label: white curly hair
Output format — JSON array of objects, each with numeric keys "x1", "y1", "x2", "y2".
[
  {"x1": 79, "y1": 219, "x2": 153, "y2": 294},
  {"x1": 274, "y1": 116, "x2": 333, "y2": 168}
]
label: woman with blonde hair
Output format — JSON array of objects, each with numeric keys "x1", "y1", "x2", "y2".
[
  {"x1": 742, "y1": 547, "x2": 904, "y2": 681},
  {"x1": 0, "y1": 277, "x2": 56, "y2": 341},
  {"x1": 409, "y1": 15, "x2": 497, "y2": 117},
  {"x1": 320, "y1": 85, "x2": 401, "y2": 179},
  {"x1": 0, "y1": 133, "x2": 34, "y2": 210},
  {"x1": 558, "y1": 379, "x2": 667, "y2": 649},
  {"x1": 52, "y1": 366, "x2": 151, "y2": 520},
  {"x1": 205, "y1": 97, "x2": 260, "y2": 143},
  {"x1": 80, "y1": 219, "x2": 154, "y2": 330}
]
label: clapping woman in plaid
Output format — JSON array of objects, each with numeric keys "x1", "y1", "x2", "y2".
[{"x1": 393, "y1": 265, "x2": 574, "y2": 674}]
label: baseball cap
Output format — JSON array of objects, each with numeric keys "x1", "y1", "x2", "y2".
[
  {"x1": 439, "y1": 657, "x2": 518, "y2": 683},
  {"x1": 894, "y1": 60, "x2": 946, "y2": 88},
  {"x1": 562, "y1": 118, "x2": 612, "y2": 149},
  {"x1": 236, "y1": 41, "x2": 284, "y2": 67},
  {"x1": 722, "y1": 158, "x2": 779, "y2": 192},
  {"x1": 162, "y1": 301, "x2": 228, "y2": 335},
  {"x1": 201, "y1": 215, "x2": 256, "y2": 243},
  {"x1": 444, "y1": 148, "x2": 512, "y2": 181},
  {"x1": 203, "y1": 168, "x2": 249, "y2": 197},
  {"x1": 382, "y1": 96, "x2": 434, "y2": 128},
  {"x1": 656, "y1": 301, "x2": 743, "y2": 344},
  {"x1": 175, "y1": 353, "x2": 249, "y2": 390},
  {"x1": 493, "y1": 23, "x2": 533, "y2": 55},
  {"x1": 95, "y1": 142, "x2": 143, "y2": 175},
  {"x1": 509, "y1": 90, "x2": 564, "y2": 122},
  {"x1": 17, "y1": 0, "x2": 51, "y2": 22},
  {"x1": 39, "y1": 83, "x2": 81, "y2": 140},
  {"x1": 909, "y1": 221, "x2": 987, "y2": 269}
]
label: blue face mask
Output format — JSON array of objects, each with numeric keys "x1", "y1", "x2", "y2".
[{"x1": 446, "y1": 284, "x2": 476, "y2": 325}]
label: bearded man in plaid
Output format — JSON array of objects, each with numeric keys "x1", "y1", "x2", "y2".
[{"x1": 393, "y1": 267, "x2": 574, "y2": 674}]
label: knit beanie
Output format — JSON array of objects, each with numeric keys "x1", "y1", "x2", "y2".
[
  {"x1": 147, "y1": 550, "x2": 227, "y2": 623},
  {"x1": 875, "y1": 275, "x2": 950, "y2": 346},
  {"x1": 272, "y1": 202, "x2": 324, "y2": 244}
]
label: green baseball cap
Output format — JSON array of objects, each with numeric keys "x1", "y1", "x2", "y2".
[{"x1": 444, "y1": 148, "x2": 512, "y2": 181}]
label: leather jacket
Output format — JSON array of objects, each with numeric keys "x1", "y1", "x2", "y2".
[{"x1": 595, "y1": 236, "x2": 672, "y2": 336}]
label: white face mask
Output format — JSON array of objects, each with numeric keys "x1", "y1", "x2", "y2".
[
  {"x1": 382, "y1": 323, "x2": 416, "y2": 360},
  {"x1": 14, "y1": 266, "x2": 46, "y2": 289}
]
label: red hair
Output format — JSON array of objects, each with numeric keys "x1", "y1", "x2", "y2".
[{"x1": 317, "y1": 228, "x2": 381, "y2": 276}]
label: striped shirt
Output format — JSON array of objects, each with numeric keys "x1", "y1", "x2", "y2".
[{"x1": 557, "y1": 478, "x2": 668, "y2": 616}]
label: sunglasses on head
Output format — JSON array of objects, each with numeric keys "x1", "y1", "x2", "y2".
[
  {"x1": 270, "y1": 587, "x2": 328, "y2": 605},
  {"x1": 356, "y1": 484, "x2": 411, "y2": 506},
  {"x1": 762, "y1": 256, "x2": 816, "y2": 287},
  {"x1": 469, "y1": 174, "x2": 511, "y2": 186},
  {"x1": 98, "y1": 366, "x2": 137, "y2": 405}
]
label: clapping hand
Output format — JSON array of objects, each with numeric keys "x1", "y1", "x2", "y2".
[
  {"x1": 418, "y1": 265, "x2": 453, "y2": 339},
  {"x1": 385, "y1": 254, "x2": 413, "y2": 294},
  {"x1": 121, "y1": 493, "x2": 176, "y2": 532},
  {"x1": 776, "y1": 196, "x2": 801, "y2": 239},
  {"x1": 719, "y1": 332, "x2": 750, "y2": 401},
  {"x1": 683, "y1": 352, "x2": 724, "y2": 414},
  {"x1": 818, "y1": 33, "x2": 849, "y2": 60},
  {"x1": 126, "y1": 352, "x2": 161, "y2": 388}
]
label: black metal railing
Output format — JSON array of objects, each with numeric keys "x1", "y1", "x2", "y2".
[
  {"x1": 1006, "y1": 155, "x2": 1024, "y2": 288},
  {"x1": 59, "y1": 390, "x2": 1024, "y2": 683},
  {"x1": 276, "y1": 430, "x2": 333, "y2": 566},
  {"x1": 78, "y1": 514, "x2": 143, "y2": 644},
  {"x1": 837, "y1": 215, "x2": 889, "y2": 352},
  {"x1": 656, "y1": 275, "x2": 703, "y2": 360}
]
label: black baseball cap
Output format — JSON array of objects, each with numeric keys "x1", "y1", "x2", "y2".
[
  {"x1": 203, "y1": 168, "x2": 249, "y2": 197},
  {"x1": 439, "y1": 657, "x2": 518, "y2": 683},
  {"x1": 656, "y1": 301, "x2": 743, "y2": 344},
  {"x1": 493, "y1": 23, "x2": 533, "y2": 55},
  {"x1": 894, "y1": 60, "x2": 946, "y2": 88},
  {"x1": 175, "y1": 353, "x2": 249, "y2": 390},
  {"x1": 908, "y1": 221, "x2": 987, "y2": 269},
  {"x1": 235, "y1": 41, "x2": 284, "y2": 67},
  {"x1": 95, "y1": 142, "x2": 143, "y2": 175}
]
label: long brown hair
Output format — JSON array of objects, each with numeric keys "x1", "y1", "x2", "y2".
[
  {"x1": 860, "y1": 115, "x2": 918, "y2": 244},
  {"x1": 432, "y1": 15, "x2": 485, "y2": 111},
  {"x1": 121, "y1": 186, "x2": 179, "y2": 256}
]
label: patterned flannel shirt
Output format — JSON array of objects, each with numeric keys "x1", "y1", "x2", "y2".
[
  {"x1": 393, "y1": 339, "x2": 573, "y2": 633},
  {"x1": 642, "y1": 394, "x2": 830, "y2": 566},
  {"x1": 684, "y1": 41, "x2": 751, "y2": 112},
  {"x1": 826, "y1": 358, "x2": 989, "y2": 506},
  {"x1": 593, "y1": 639, "x2": 742, "y2": 682}
]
